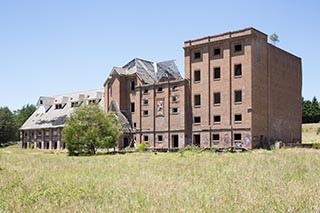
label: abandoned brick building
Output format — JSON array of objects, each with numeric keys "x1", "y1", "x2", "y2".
[{"x1": 21, "y1": 27, "x2": 302, "y2": 150}]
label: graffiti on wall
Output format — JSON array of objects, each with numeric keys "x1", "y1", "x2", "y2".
[{"x1": 156, "y1": 98, "x2": 164, "y2": 116}]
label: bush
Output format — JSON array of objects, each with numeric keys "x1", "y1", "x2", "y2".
[
  {"x1": 137, "y1": 141, "x2": 148, "y2": 152},
  {"x1": 62, "y1": 105, "x2": 122, "y2": 156},
  {"x1": 317, "y1": 127, "x2": 320, "y2": 135}
]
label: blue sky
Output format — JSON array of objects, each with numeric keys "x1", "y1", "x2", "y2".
[{"x1": 1, "y1": 0, "x2": 319, "y2": 110}]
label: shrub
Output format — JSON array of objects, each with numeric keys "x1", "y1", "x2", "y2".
[
  {"x1": 317, "y1": 127, "x2": 320, "y2": 135},
  {"x1": 62, "y1": 105, "x2": 122, "y2": 156},
  {"x1": 137, "y1": 141, "x2": 148, "y2": 152}
]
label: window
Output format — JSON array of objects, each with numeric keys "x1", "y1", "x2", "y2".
[
  {"x1": 40, "y1": 100, "x2": 43, "y2": 104},
  {"x1": 144, "y1": 135, "x2": 149, "y2": 142},
  {"x1": 213, "y1": 134, "x2": 220, "y2": 142},
  {"x1": 234, "y1": 133, "x2": 242, "y2": 140},
  {"x1": 143, "y1": 99, "x2": 149, "y2": 106},
  {"x1": 172, "y1": 96, "x2": 178, "y2": 102},
  {"x1": 143, "y1": 110, "x2": 149, "y2": 116},
  {"x1": 144, "y1": 88, "x2": 149, "y2": 94},
  {"x1": 55, "y1": 104, "x2": 63, "y2": 109},
  {"x1": 214, "y1": 115, "x2": 221, "y2": 123},
  {"x1": 234, "y1": 64, "x2": 242, "y2": 77},
  {"x1": 130, "y1": 81, "x2": 135, "y2": 91},
  {"x1": 194, "y1": 70, "x2": 201, "y2": 82},
  {"x1": 213, "y1": 48, "x2": 221, "y2": 56},
  {"x1": 235, "y1": 90, "x2": 242, "y2": 103},
  {"x1": 194, "y1": 51, "x2": 201, "y2": 59},
  {"x1": 45, "y1": 131, "x2": 50, "y2": 136},
  {"x1": 157, "y1": 86, "x2": 163, "y2": 92},
  {"x1": 194, "y1": 116, "x2": 201, "y2": 124},
  {"x1": 172, "y1": 108, "x2": 178, "y2": 113},
  {"x1": 133, "y1": 122, "x2": 136, "y2": 128},
  {"x1": 214, "y1": 67, "x2": 221, "y2": 80},
  {"x1": 130, "y1": 102, "x2": 135, "y2": 113},
  {"x1": 37, "y1": 131, "x2": 42, "y2": 136},
  {"x1": 234, "y1": 44, "x2": 242, "y2": 52},
  {"x1": 53, "y1": 130, "x2": 58, "y2": 136},
  {"x1": 193, "y1": 134, "x2": 201, "y2": 146},
  {"x1": 194, "y1": 94, "x2": 201, "y2": 106},
  {"x1": 158, "y1": 135, "x2": 163, "y2": 142},
  {"x1": 24, "y1": 132, "x2": 28, "y2": 137},
  {"x1": 235, "y1": 114, "x2": 242, "y2": 123},
  {"x1": 214, "y1": 92, "x2": 221, "y2": 105}
]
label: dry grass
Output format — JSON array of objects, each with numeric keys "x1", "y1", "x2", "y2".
[
  {"x1": 1, "y1": 145, "x2": 320, "y2": 212},
  {"x1": 302, "y1": 123, "x2": 320, "y2": 143}
]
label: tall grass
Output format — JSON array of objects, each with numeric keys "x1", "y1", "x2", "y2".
[
  {"x1": 302, "y1": 123, "x2": 320, "y2": 143},
  {"x1": 1, "y1": 145, "x2": 320, "y2": 212}
]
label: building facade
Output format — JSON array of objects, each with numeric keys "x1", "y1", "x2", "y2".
[
  {"x1": 184, "y1": 28, "x2": 302, "y2": 149},
  {"x1": 21, "y1": 27, "x2": 302, "y2": 150},
  {"x1": 20, "y1": 89, "x2": 104, "y2": 149}
]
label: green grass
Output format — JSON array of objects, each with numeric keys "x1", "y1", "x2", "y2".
[
  {"x1": 302, "y1": 123, "x2": 320, "y2": 143},
  {"x1": 1, "y1": 145, "x2": 320, "y2": 212}
]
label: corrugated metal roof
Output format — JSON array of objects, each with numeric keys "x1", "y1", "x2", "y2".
[{"x1": 20, "y1": 88, "x2": 104, "y2": 130}]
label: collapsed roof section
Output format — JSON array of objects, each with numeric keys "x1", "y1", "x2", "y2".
[{"x1": 105, "y1": 58, "x2": 183, "y2": 85}]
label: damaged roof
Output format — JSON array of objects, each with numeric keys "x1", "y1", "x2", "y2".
[
  {"x1": 20, "y1": 88, "x2": 104, "y2": 130},
  {"x1": 105, "y1": 58, "x2": 183, "y2": 85}
]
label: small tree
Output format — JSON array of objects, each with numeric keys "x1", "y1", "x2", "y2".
[
  {"x1": 62, "y1": 105, "x2": 122, "y2": 155},
  {"x1": 0, "y1": 107, "x2": 16, "y2": 145},
  {"x1": 269, "y1": 33, "x2": 280, "y2": 45}
]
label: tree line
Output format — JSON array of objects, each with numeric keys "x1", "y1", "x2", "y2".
[
  {"x1": 0, "y1": 104, "x2": 36, "y2": 146},
  {"x1": 302, "y1": 97, "x2": 320, "y2": 123}
]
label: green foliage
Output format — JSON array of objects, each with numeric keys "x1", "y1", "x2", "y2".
[
  {"x1": 302, "y1": 96, "x2": 320, "y2": 123},
  {"x1": 136, "y1": 141, "x2": 148, "y2": 152},
  {"x1": 269, "y1": 33, "x2": 280, "y2": 45},
  {"x1": 62, "y1": 105, "x2": 122, "y2": 156},
  {"x1": 0, "y1": 107, "x2": 16, "y2": 145},
  {"x1": 317, "y1": 127, "x2": 320, "y2": 135}
]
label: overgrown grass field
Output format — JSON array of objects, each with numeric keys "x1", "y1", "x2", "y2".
[
  {"x1": 302, "y1": 123, "x2": 320, "y2": 143},
  {"x1": 1, "y1": 145, "x2": 320, "y2": 212}
]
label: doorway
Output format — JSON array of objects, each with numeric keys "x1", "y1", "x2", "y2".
[{"x1": 172, "y1": 135, "x2": 179, "y2": 148}]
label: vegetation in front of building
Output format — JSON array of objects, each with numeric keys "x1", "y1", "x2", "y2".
[
  {"x1": 0, "y1": 105, "x2": 36, "y2": 146},
  {"x1": 62, "y1": 105, "x2": 122, "y2": 156},
  {"x1": 302, "y1": 97, "x2": 320, "y2": 123},
  {"x1": 0, "y1": 145, "x2": 319, "y2": 212}
]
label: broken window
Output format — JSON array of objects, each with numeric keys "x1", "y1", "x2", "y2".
[
  {"x1": 214, "y1": 67, "x2": 221, "y2": 80},
  {"x1": 234, "y1": 64, "x2": 242, "y2": 77},
  {"x1": 194, "y1": 70, "x2": 201, "y2": 82},
  {"x1": 158, "y1": 135, "x2": 163, "y2": 142},
  {"x1": 130, "y1": 102, "x2": 135, "y2": 113},
  {"x1": 130, "y1": 81, "x2": 135, "y2": 91},
  {"x1": 194, "y1": 94, "x2": 201, "y2": 106},
  {"x1": 213, "y1": 134, "x2": 220, "y2": 142},
  {"x1": 234, "y1": 44, "x2": 242, "y2": 52},
  {"x1": 235, "y1": 90, "x2": 242, "y2": 103},
  {"x1": 194, "y1": 51, "x2": 201, "y2": 59},
  {"x1": 213, "y1": 48, "x2": 221, "y2": 56},
  {"x1": 235, "y1": 114, "x2": 242, "y2": 123},
  {"x1": 214, "y1": 115, "x2": 221, "y2": 123},
  {"x1": 194, "y1": 116, "x2": 201, "y2": 124},
  {"x1": 214, "y1": 92, "x2": 221, "y2": 105},
  {"x1": 144, "y1": 135, "x2": 149, "y2": 142}
]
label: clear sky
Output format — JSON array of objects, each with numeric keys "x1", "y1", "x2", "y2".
[{"x1": 1, "y1": 0, "x2": 319, "y2": 110}]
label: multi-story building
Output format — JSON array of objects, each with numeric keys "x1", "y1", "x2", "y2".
[
  {"x1": 21, "y1": 27, "x2": 302, "y2": 150},
  {"x1": 104, "y1": 58, "x2": 191, "y2": 149},
  {"x1": 184, "y1": 27, "x2": 302, "y2": 149}
]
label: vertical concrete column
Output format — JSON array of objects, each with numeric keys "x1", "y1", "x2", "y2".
[
  {"x1": 41, "y1": 129, "x2": 45, "y2": 149},
  {"x1": 57, "y1": 128, "x2": 61, "y2": 150}
]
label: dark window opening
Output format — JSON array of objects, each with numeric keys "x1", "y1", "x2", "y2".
[
  {"x1": 172, "y1": 108, "x2": 178, "y2": 113},
  {"x1": 131, "y1": 102, "x2": 135, "y2": 113},
  {"x1": 130, "y1": 81, "x2": 135, "y2": 91},
  {"x1": 235, "y1": 90, "x2": 242, "y2": 103},
  {"x1": 235, "y1": 114, "x2": 242, "y2": 122},
  {"x1": 172, "y1": 85, "x2": 178, "y2": 91},
  {"x1": 194, "y1": 94, "x2": 201, "y2": 106},
  {"x1": 213, "y1": 48, "x2": 221, "y2": 56},
  {"x1": 234, "y1": 44, "x2": 242, "y2": 52},
  {"x1": 158, "y1": 135, "x2": 163, "y2": 142},
  {"x1": 193, "y1": 134, "x2": 201, "y2": 146},
  {"x1": 234, "y1": 64, "x2": 242, "y2": 77},
  {"x1": 172, "y1": 96, "x2": 177, "y2": 102},
  {"x1": 214, "y1": 92, "x2": 221, "y2": 105},
  {"x1": 172, "y1": 135, "x2": 179, "y2": 148},
  {"x1": 124, "y1": 138, "x2": 130, "y2": 147},
  {"x1": 157, "y1": 87, "x2": 163, "y2": 92},
  {"x1": 143, "y1": 110, "x2": 149, "y2": 116},
  {"x1": 144, "y1": 135, "x2": 149, "y2": 142},
  {"x1": 194, "y1": 116, "x2": 201, "y2": 124},
  {"x1": 214, "y1": 115, "x2": 221, "y2": 123},
  {"x1": 234, "y1": 133, "x2": 242, "y2": 141},
  {"x1": 143, "y1": 99, "x2": 149, "y2": 105},
  {"x1": 133, "y1": 122, "x2": 136, "y2": 128},
  {"x1": 194, "y1": 70, "x2": 201, "y2": 82},
  {"x1": 144, "y1": 88, "x2": 149, "y2": 94},
  {"x1": 55, "y1": 104, "x2": 64, "y2": 110},
  {"x1": 40, "y1": 100, "x2": 43, "y2": 104},
  {"x1": 214, "y1": 67, "x2": 221, "y2": 79},
  {"x1": 194, "y1": 51, "x2": 201, "y2": 59},
  {"x1": 213, "y1": 134, "x2": 220, "y2": 142}
]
